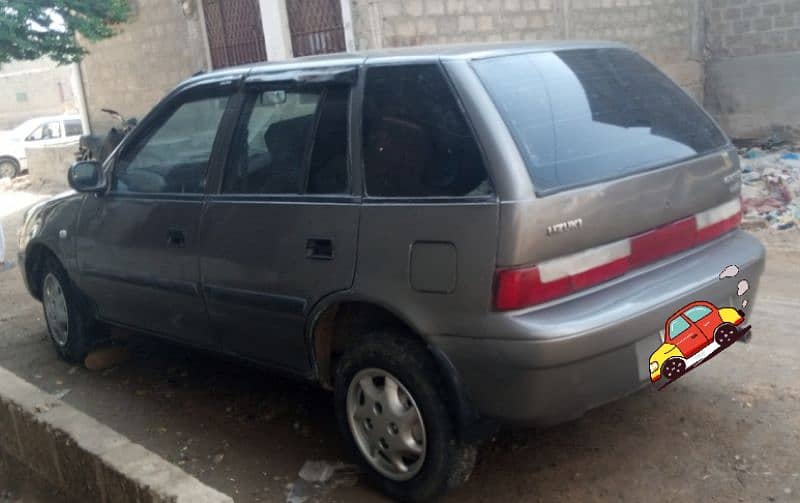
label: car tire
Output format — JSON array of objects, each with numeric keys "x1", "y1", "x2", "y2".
[
  {"x1": 40, "y1": 256, "x2": 97, "y2": 363},
  {"x1": 661, "y1": 357, "x2": 686, "y2": 381},
  {"x1": 334, "y1": 331, "x2": 476, "y2": 502},
  {"x1": 0, "y1": 157, "x2": 20, "y2": 179},
  {"x1": 714, "y1": 322, "x2": 738, "y2": 347}
]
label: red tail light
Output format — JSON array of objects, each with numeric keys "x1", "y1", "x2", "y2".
[{"x1": 494, "y1": 199, "x2": 741, "y2": 311}]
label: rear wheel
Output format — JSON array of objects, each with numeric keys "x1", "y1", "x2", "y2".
[
  {"x1": 661, "y1": 357, "x2": 686, "y2": 381},
  {"x1": 335, "y1": 332, "x2": 476, "y2": 501},
  {"x1": 41, "y1": 257, "x2": 97, "y2": 363},
  {"x1": 714, "y1": 322, "x2": 738, "y2": 347},
  {"x1": 0, "y1": 157, "x2": 19, "y2": 179}
]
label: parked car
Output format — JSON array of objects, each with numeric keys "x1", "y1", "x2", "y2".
[
  {"x1": 0, "y1": 114, "x2": 83, "y2": 179},
  {"x1": 649, "y1": 301, "x2": 746, "y2": 382},
  {"x1": 17, "y1": 42, "x2": 765, "y2": 501}
]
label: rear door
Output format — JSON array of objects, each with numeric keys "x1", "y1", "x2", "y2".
[
  {"x1": 684, "y1": 304, "x2": 721, "y2": 341},
  {"x1": 200, "y1": 69, "x2": 359, "y2": 374}
]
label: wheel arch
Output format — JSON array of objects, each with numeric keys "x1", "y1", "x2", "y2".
[
  {"x1": 24, "y1": 242, "x2": 60, "y2": 300},
  {"x1": 306, "y1": 292, "x2": 487, "y2": 441}
]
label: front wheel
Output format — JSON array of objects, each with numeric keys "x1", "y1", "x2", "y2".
[
  {"x1": 714, "y1": 322, "x2": 738, "y2": 347},
  {"x1": 41, "y1": 257, "x2": 97, "y2": 363},
  {"x1": 661, "y1": 357, "x2": 687, "y2": 381},
  {"x1": 0, "y1": 157, "x2": 20, "y2": 179},
  {"x1": 335, "y1": 332, "x2": 476, "y2": 501}
]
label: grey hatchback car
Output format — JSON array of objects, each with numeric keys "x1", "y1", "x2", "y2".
[{"x1": 19, "y1": 42, "x2": 764, "y2": 500}]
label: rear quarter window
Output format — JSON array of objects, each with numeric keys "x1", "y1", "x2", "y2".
[{"x1": 471, "y1": 48, "x2": 727, "y2": 194}]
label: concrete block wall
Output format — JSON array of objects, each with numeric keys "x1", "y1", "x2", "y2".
[
  {"x1": 706, "y1": 0, "x2": 800, "y2": 57},
  {"x1": 78, "y1": 0, "x2": 209, "y2": 133},
  {"x1": 349, "y1": 0, "x2": 704, "y2": 99},
  {"x1": 0, "y1": 59, "x2": 76, "y2": 129},
  {"x1": 704, "y1": 0, "x2": 800, "y2": 140}
]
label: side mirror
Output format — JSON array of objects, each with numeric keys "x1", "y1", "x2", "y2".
[{"x1": 68, "y1": 160, "x2": 106, "y2": 193}]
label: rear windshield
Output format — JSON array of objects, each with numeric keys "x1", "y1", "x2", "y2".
[{"x1": 471, "y1": 48, "x2": 727, "y2": 194}]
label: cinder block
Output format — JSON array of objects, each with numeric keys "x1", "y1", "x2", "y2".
[{"x1": 459, "y1": 14, "x2": 477, "y2": 31}]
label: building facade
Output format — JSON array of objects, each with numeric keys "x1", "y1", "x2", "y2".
[{"x1": 74, "y1": 0, "x2": 798, "y2": 140}]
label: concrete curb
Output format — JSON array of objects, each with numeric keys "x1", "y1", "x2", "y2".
[{"x1": 0, "y1": 366, "x2": 233, "y2": 503}]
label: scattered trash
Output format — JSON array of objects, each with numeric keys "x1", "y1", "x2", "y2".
[
  {"x1": 84, "y1": 345, "x2": 131, "y2": 371},
  {"x1": 53, "y1": 389, "x2": 71, "y2": 400},
  {"x1": 739, "y1": 145, "x2": 800, "y2": 231},
  {"x1": 286, "y1": 460, "x2": 360, "y2": 503}
]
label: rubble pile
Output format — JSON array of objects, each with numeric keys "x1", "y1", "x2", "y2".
[{"x1": 739, "y1": 147, "x2": 800, "y2": 231}]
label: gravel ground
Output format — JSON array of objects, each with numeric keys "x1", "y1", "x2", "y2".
[{"x1": 1, "y1": 193, "x2": 798, "y2": 502}]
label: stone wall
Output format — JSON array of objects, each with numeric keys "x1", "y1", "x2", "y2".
[
  {"x1": 704, "y1": 0, "x2": 800, "y2": 140},
  {"x1": 706, "y1": 0, "x2": 800, "y2": 58},
  {"x1": 349, "y1": 0, "x2": 704, "y2": 99},
  {"x1": 78, "y1": 0, "x2": 209, "y2": 133},
  {"x1": 0, "y1": 59, "x2": 76, "y2": 130}
]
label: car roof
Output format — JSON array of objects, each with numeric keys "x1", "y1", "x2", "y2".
[
  {"x1": 181, "y1": 40, "x2": 629, "y2": 88},
  {"x1": 21, "y1": 114, "x2": 81, "y2": 124}
]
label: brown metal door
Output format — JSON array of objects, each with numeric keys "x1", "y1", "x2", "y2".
[
  {"x1": 203, "y1": 0, "x2": 268, "y2": 68},
  {"x1": 286, "y1": 0, "x2": 347, "y2": 57}
]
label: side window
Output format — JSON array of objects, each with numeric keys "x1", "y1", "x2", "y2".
[
  {"x1": 684, "y1": 305, "x2": 712, "y2": 322},
  {"x1": 669, "y1": 317, "x2": 690, "y2": 339},
  {"x1": 114, "y1": 93, "x2": 229, "y2": 194},
  {"x1": 64, "y1": 119, "x2": 83, "y2": 137},
  {"x1": 223, "y1": 86, "x2": 349, "y2": 195},
  {"x1": 362, "y1": 64, "x2": 490, "y2": 198},
  {"x1": 27, "y1": 121, "x2": 62, "y2": 141}
]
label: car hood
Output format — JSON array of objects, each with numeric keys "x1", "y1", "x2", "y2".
[{"x1": 650, "y1": 343, "x2": 681, "y2": 363}]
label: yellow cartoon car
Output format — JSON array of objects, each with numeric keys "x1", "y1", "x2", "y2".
[{"x1": 650, "y1": 301, "x2": 745, "y2": 382}]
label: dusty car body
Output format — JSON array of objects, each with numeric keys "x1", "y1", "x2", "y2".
[{"x1": 18, "y1": 42, "x2": 765, "y2": 500}]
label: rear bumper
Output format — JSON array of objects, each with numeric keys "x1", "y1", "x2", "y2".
[{"x1": 432, "y1": 230, "x2": 765, "y2": 425}]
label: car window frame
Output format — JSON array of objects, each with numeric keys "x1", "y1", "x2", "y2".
[
  {"x1": 207, "y1": 66, "x2": 361, "y2": 202},
  {"x1": 668, "y1": 315, "x2": 691, "y2": 340},
  {"x1": 684, "y1": 305, "x2": 712, "y2": 322},
  {"x1": 106, "y1": 80, "x2": 239, "y2": 199},
  {"x1": 63, "y1": 118, "x2": 83, "y2": 137},
  {"x1": 360, "y1": 61, "x2": 496, "y2": 204}
]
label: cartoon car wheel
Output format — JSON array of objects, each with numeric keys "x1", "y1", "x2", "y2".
[
  {"x1": 661, "y1": 357, "x2": 686, "y2": 381},
  {"x1": 714, "y1": 322, "x2": 738, "y2": 347}
]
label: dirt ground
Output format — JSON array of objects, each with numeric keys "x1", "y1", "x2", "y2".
[{"x1": 1, "y1": 194, "x2": 799, "y2": 503}]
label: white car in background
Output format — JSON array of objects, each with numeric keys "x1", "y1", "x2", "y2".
[{"x1": 0, "y1": 115, "x2": 84, "y2": 179}]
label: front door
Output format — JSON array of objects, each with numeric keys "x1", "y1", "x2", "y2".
[
  {"x1": 668, "y1": 315, "x2": 706, "y2": 358},
  {"x1": 76, "y1": 85, "x2": 234, "y2": 346},
  {"x1": 200, "y1": 74, "x2": 358, "y2": 373}
]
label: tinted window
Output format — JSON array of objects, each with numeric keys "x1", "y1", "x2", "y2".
[
  {"x1": 472, "y1": 49, "x2": 727, "y2": 194},
  {"x1": 669, "y1": 317, "x2": 690, "y2": 339},
  {"x1": 308, "y1": 87, "x2": 349, "y2": 194},
  {"x1": 362, "y1": 64, "x2": 490, "y2": 198},
  {"x1": 115, "y1": 94, "x2": 229, "y2": 194},
  {"x1": 224, "y1": 89, "x2": 318, "y2": 194},
  {"x1": 64, "y1": 119, "x2": 83, "y2": 136},
  {"x1": 223, "y1": 86, "x2": 349, "y2": 195},
  {"x1": 684, "y1": 305, "x2": 712, "y2": 322}
]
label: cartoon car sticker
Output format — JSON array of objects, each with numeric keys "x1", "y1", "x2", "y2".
[{"x1": 648, "y1": 264, "x2": 753, "y2": 389}]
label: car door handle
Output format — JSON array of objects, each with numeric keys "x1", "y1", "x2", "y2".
[
  {"x1": 306, "y1": 238, "x2": 333, "y2": 260},
  {"x1": 167, "y1": 229, "x2": 186, "y2": 248},
  {"x1": 690, "y1": 334, "x2": 698, "y2": 339}
]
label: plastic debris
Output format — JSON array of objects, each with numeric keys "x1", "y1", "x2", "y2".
[{"x1": 739, "y1": 146, "x2": 800, "y2": 231}]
